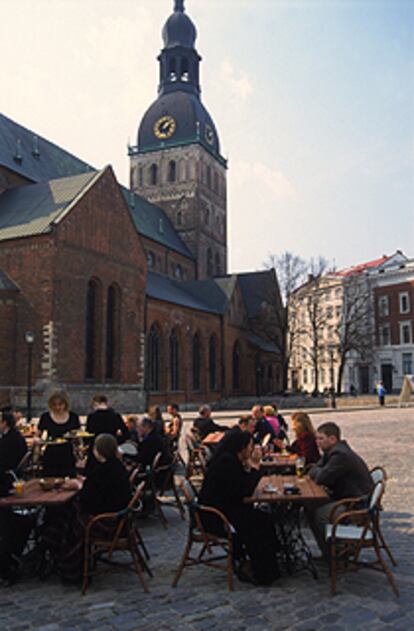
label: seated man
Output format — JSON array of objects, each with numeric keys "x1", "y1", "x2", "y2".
[
  {"x1": 0, "y1": 411, "x2": 27, "y2": 491},
  {"x1": 192, "y1": 405, "x2": 228, "y2": 440},
  {"x1": 136, "y1": 417, "x2": 171, "y2": 470},
  {"x1": 307, "y1": 421, "x2": 373, "y2": 558},
  {"x1": 251, "y1": 405, "x2": 276, "y2": 444}
]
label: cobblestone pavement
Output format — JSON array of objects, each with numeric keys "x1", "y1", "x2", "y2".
[{"x1": 1, "y1": 408, "x2": 413, "y2": 631}]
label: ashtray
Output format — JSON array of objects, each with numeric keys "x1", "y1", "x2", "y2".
[
  {"x1": 263, "y1": 484, "x2": 279, "y2": 493},
  {"x1": 283, "y1": 484, "x2": 300, "y2": 496}
]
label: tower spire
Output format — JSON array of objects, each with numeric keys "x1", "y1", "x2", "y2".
[{"x1": 174, "y1": 0, "x2": 184, "y2": 12}]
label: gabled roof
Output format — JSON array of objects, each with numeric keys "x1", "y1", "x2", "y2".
[
  {"x1": 146, "y1": 272, "x2": 223, "y2": 314},
  {"x1": 121, "y1": 188, "x2": 193, "y2": 260},
  {"x1": 333, "y1": 251, "x2": 407, "y2": 277},
  {"x1": 247, "y1": 333, "x2": 278, "y2": 353},
  {"x1": 237, "y1": 269, "x2": 280, "y2": 318},
  {"x1": 0, "y1": 113, "x2": 93, "y2": 183},
  {"x1": 0, "y1": 269, "x2": 19, "y2": 292},
  {"x1": 0, "y1": 170, "x2": 102, "y2": 242}
]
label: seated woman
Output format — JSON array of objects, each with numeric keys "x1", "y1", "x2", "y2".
[
  {"x1": 263, "y1": 405, "x2": 281, "y2": 437},
  {"x1": 38, "y1": 392, "x2": 80, "y2": 439},
  {"x1": 148, "y1": 405, "x2": 165, "y2": 436},
  {"x1": 78, "y1": 434, "x2": 131, "y2": 517},
  {"x1": 199, "y1": 431, "x2": 280, "y2": 586},
  {"x1": 288, "y1": 411, "x2": 320, "y2": 464}
]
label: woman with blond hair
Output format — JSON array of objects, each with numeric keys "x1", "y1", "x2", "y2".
[
  {"x1": 38, "y1": 391, "x2": 80, "y2": 439},
  {"x1": 289, "y1": 411, "x2": 319, "y2": 464}
]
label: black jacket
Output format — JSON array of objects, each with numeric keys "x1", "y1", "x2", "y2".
[
  {"x1": 0, "y1": 428, "x2": 27, "y2": 474},
  {"x1": 309, "y1": 440, "x2": 373, "y2": 500},
  {"x1": 136, "y1": 429, "x2": 171, "y2": 469},
  {"x1": 254, "y1": 418, "x2": 276, "y2": 444},
  {"x1": 86, "y1": 408, "x2": 129, "y2": 442},
  {"x1": 193, "y1": 417, "x2": 227, "y2": 440},
  {"x1": 80, "y1": 457, "x2": 131, "y2": 516}
]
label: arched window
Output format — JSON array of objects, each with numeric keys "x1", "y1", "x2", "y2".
[
  {"x1": 174, "y1": 264, "x2": 183, "y2": 280},
  {"x1": 85, "y1": 279, "x2": 102, "y2": 379},
  {"x1": 192, "y1": 333, "x2": 201, "y2": 390},
  {"x1": 181, "y1": 57, "x2": 189, "y2": 81},
  {"x1": 138, "y1": 166, "x2": 143, "y2": 187},
  {"x1": 150, "y1": 163, "x2": 158, "y2": 185},
  {"x1": 214, "y1": 171, "x2": 219, "y2": 192},
  {"x1": 168, "y1": 57, "x2": 177, "y2": 81},
  {"x1": 215, "y1": 252, "x2": 221, "y2": 276},
  {"x1": 148, "y1": 324, "x2": 161, "y2": 391},
  {"x1": 204, "y1": 206, "x2": 210, "y2": 225},
  {"x1": 170, "y1": 329, "x2": 179, "y2": 391},
  {"x1": 207, "y1": 248, "x2": 213, "y2": 278},
  {"x1": 147, "y1": 251, "x2": 155, "y2": 268},
  {"x1": 176, "y1": 210, "x2": 183, "y2": 225},
  {"x1": 168, "y1": 160, "x2": 176, "y2": 182},
  {"x1": 209, "y1": 335, "x2": 217, "y2": 390},
  {"x1": 232, "y1": 341, "x2": 240, "y2": 389},
  {"x1": 206, "y1": 165, "x2": 211, "y2": 188},
  {"x1": 105, "y1": 284, "x2": 120, "y2": 380}
]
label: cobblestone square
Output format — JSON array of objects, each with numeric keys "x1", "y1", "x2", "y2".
[{"x1": 1, "y1": 407, "x2": 413, "y2": 631}]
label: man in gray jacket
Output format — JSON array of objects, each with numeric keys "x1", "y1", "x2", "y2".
[{"x1": 307, "y1": 422, "x2": 373, "y2": 557}]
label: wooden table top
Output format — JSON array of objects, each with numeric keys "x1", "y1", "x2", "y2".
[
  {"x1": 0, "y1": 478, "x2": 81, "y2": 508},
  {"x1": 202, "y1": 431, "x2": 225, "y2": 445},
  {"x1": 245, "y1": 474, "x2": 329, "y2": 505}
]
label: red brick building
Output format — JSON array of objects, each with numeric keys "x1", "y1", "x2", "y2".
[{"x1": 0, "y1": 1, "x2": 283, "y2": 412}]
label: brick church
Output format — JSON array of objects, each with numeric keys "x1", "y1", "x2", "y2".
[{"x1": 0, "y1": 0, "x2": 283, "y2": 412}]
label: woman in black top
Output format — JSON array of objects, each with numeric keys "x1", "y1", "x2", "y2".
[
  {"x1": 38, "y1": 392, "x2": 80, "y2": 439},
  {"x1": 79, "y1": 434, "x2": 131, "y2": 516},
  {"x1": 199, "y1": 431, "x2": 280, "y2": 585}
]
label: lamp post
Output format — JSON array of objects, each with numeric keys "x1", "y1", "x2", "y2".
[
  {"x1": 328, "y1": 345, "x2": 336, "y2": 409},
  {"x1": 25, "y1": 331, "x2": 35, "y2": 423}
]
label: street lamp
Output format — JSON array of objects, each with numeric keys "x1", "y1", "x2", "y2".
[
  {"x1": 328, "y1": 345, "x2": 336, "y2": 409},
  {"x1": 25, "y1": 331, "x2": 35, "y2": 423}
]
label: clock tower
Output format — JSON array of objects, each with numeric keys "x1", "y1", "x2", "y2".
[{"x1": 129, "y1": 0, "x2": 227, "y2": 280}]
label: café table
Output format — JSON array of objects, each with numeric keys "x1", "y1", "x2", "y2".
[
  {"x1": 260, "y1": 453, "x2": 298, "y2": 474},
  {"x1": 201, "y1": 431, "x2": 225, "y2": 446},
  {"x1": 245, "y1": 474, "x2": 329, "y2": 577},
  {"x1": 0, "y1": 478, "x2": 81, "y2": 508}
]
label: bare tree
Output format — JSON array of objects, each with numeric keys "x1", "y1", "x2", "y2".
[
  {"x1": 333, "y1": 274, "x2": 374, "y2": 393},
  {"x1": 299, "y1": 273, "x2": 328, "y2": 395}
]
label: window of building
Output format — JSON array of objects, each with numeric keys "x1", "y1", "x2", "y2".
[
  {"x1": 320, "y1": 369, "x2": 325, "y2": 384},
  {"x1": 138, "y1": 166, "x2": 143, "y2": 187},
  {"x1": 148, "y1": 324, "x2": 161, "y2": 391},
  {"x1": 147, "y1": 251, "x2": 155, "y2": 268},
  {"x1": 168, "y1": 160, "x2": 176, "y2": 182},
  {"x1": 168, "y1": 57, "x2": 177, "y2": 81},
  {"x1": 400, "y1": 321, "x2": 412, "y2": 345},
  {"x1": 232, "y1": 341, "x2": 240, "y2": 389},
  {"x1": 209, "y1": 335, "x2": 216, "y2": 390},
  {"x1": 402, "y1": 352, "x2": 413, "y2": 375},
  {"x1": 380, "y1": 323, "x2": 391, "y2": 346},
  {"x1": 214, "y1": 172, "x2": 219, "y2": 192},
  {"x1": 335, "y1": 305, "x2": 341, "y2": 318},
  {"x1": 378, "y1": 295, "x2": 389, "y2": 317},
  {"x1": 326, "y1": 306, "x2": 333, "y2": 319},
  {"x1": 215, "y1": 252, "x2": 221, "y2": 276},
  {"x1": 204, "y1": 206, "x2": 210, "y2": 225},
  {"x1": 85, "y1": 279, "x2": 101, "y2": 379},
  {"x1": 180, "y1": 57, "x2": 189, "y2": 81},
  {"x1": 170, "y1": 329, "x2": 179, "y2": 390},
  {"x1": 176, "y1": 210, "x2": 183, "y2": 225},
  {"x1": 174, "y1": 264, "x2": 183, "y2": 280},
  {"x1": 105, "y1": 284, "x2": 120, "y2": 380},
  {"x1": 192, "y1": 333, "x2": 201, "y2": 390},
  {"x1": 206, "y1": 165, "x2": 211, "y2": 188},
  {"x1": 206, "y1": 248, "x2": 213, "y2": 278},
  {"x1": 399, "y1": 292, "x2": 410, "y2": 314},
  {"x1": 150, "y1": 163, "x2": 158, "y2": 185},
  {"x1": 303, "y1": 368, "x2": 308, "y2": 384}
]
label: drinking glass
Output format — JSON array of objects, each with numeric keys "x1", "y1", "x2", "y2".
[{"x1": 295, "y1": 457, "x2": 305, "y2": 479}]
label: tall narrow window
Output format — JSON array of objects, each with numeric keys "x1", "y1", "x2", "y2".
[
  {"x1": 150, "y1": 163, "x2": 158, "y2": 185},
  {"x1": 232, "y1": 341, "x2": 240, "y2": 389},
  {"x1": 105, "y1": 284, "x2": 120, "y2": 380},
  {"x1": 168, "y1": 57, "x2": 177, "y2": 81},
  {"x1": 192, "y1": 333, "x2": 201, "y2": 390},
  {"x1": 206, "y1": 166, "x2": 211, "y2": 188},
  {"x1": 148, "y1": 324, "x2": 161, "y2": 391},
  {"x1": 209, "y1": 335, "x2": 216, "y2": 390},
  {"x1": 170, "y1": 329, "x2": 179, "y2": 390},
  {"x1": 138, "y1": 166, "x2": 143, "y2": 187},
  {"x1": 181, "y1": 57, "x2": 189, "y2": 81},
  {"x1": 85, "y1": 279, "x2": 101, "y2": 379},
  {"x1": 215, "y1": 252, "x2": 221, "y2": 276},
  {"x1": 168, "y1": 160, "x2": 176, "y2": 182},
  {"x1": 207, "y1": 248, "x2": 213, "y2": 277}
]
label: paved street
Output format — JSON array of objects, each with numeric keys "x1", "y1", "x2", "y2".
[{"x1": 1, "y1": 407, "x2": 413, "y2": 631}]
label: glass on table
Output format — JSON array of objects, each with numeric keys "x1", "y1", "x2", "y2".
[
  {"x1": 13, "y1": 479, "x2": 25, "y2": 495},
  {"x1": 295, "y1": 457, "x2": 306, "y2": 479}
]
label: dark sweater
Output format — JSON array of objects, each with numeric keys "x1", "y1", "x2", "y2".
[
  {"x1": 80, "y1": 458, "x2": 131, "y2": 516},
  {"x1": 290, "y1": 431, "x2": 320, "y2": 464},
  {"x1": 38, "y1": 411, "x2": 80, "y2": 439},
  {"x1": 0, "y1": 428, "x2": 27, "y2": 474},
  {"x1": 86, "y1": 408, "x2": 129, "y2": 442},
  {"x1": 309, "y1": 440, "x2": 373, "y2": 500}
]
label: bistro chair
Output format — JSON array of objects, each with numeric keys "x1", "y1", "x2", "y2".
[
  {"x1": 14, "y1": 450, "x2": 35, "y2": 480},
  {"x1": 369, "y1": 466, "x2": 397, "y2": 566},
  {"x1": 152, "y1": 452, "x2": 185, "y2": 521},
  {"x1": 325, "y1": 481, "x2": 399, "y2": 597},
  {"x1": 172, "y1": 479, "x2": 235, "y2": 591},
  {"x1": 82, "y1": 481, "x2": 150, "y2": 594}
]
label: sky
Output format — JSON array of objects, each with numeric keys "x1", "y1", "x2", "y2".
[{"x1": 1, "y1": 0, "x2": 413, "y2": 273}]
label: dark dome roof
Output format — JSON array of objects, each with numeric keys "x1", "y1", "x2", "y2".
[
  {"x1": 138, "y1": 90, "x2": 220, "y2": 156},
  {"x1": 162, "y1": 7, "x2": 197, "y2": 49}
]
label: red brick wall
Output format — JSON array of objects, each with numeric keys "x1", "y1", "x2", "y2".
[
  {"x1": 0, "y1": 291, "x2": 18, "y2": 402},
  {"x1": 141, "y1": 236, "x2": 195, "y2": 280},
  {"x1": 0, "y1": 166, "x2": 32, "y2": 193}
]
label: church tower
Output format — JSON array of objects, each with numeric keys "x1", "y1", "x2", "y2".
[{"x1": 129, "y1": 0, "x2": 227, "y2": 280}]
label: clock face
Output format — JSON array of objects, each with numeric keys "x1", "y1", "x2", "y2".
[
  {"x1": 205, "y1": 123, "x2": 214, "y2": 145},
  {"x1": 154, "y1": 115, "x2": 176, "y2": 139}
]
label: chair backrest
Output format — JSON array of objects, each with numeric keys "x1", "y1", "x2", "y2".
[
  {"x1": 151, "y1": 451, "x2": 162, "y2": 469},
  {"x1": 262, "y1": 433, "x2": 271, "y2": 448},
  {"x1": 370, "y1": 466, "x2": 386, "y2": 485},
  {"x1": 128, "y1": 480, "x2": 146, "y2": 511},
  {"x1": 181, "y1": 478, "x2": 197, "y2": 504},
  {"x1": 15, "y1": 450, "x2": 33, "y2": 476},
  {"x1": 369, "y1": 481, "x2": 384, "y2": 512}
]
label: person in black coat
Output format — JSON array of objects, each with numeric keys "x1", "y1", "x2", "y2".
[
  {"x1": 0, "y1": 413, "x2": 32, "y2": 584},
  {"x1": 79, "y1": 434, "x2": 131, "y2": 516},
  {"x1": 85, "y1": 394, "x2": 129, "y2": 474},
  {"x1": 251, "y1": 405, "x2": 276, "y2": 444},
  {"x1": 192, "y1": 404, "x2": 229, "y2": 440},
  {"x1": 199, "y1": 431, "x2": 280, "y2": 586},
  {"x1": 135, "y1": 417, "x2": 171, "y2": 469},
  {"x1": 38, "y1": 392, "x2": 80, "y2": 439}
]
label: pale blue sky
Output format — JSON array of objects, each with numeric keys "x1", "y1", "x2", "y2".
[{"x1": 1, "y1": 0, "x2": 413, "y2": 272}]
